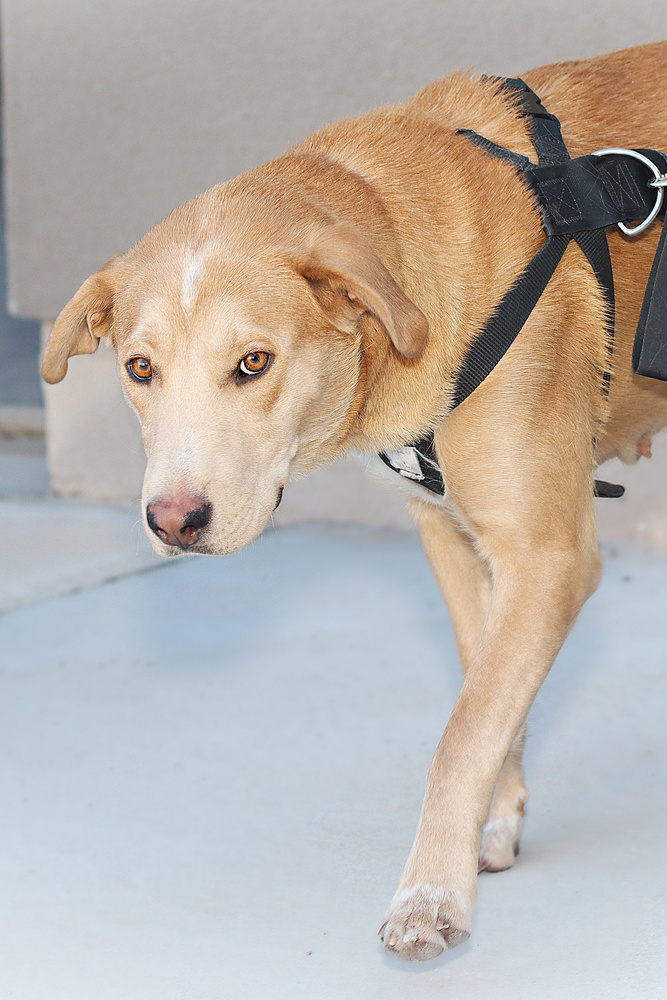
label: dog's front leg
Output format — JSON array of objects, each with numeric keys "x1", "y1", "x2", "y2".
[
  {"x1": 410, "y1": 501, "x2": 529, "y2": 874},
  {"x1": 380, "y1": 505, "x2": 601, "y2": 961}
]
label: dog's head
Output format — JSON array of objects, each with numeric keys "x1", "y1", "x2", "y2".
[{"x1": 42, "y1": 190, "x2": 428, "y2": 555}]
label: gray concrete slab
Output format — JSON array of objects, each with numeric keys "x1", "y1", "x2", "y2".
[
  {"x1": 0, "y1": 433, "x2": 161, "y2": 613},
  {"x1": 0, "y1": 521, "x2": 665, "y2": 1000},
  {"x1": 0, "y1": 496, "x2": 161, "y2": 613}
]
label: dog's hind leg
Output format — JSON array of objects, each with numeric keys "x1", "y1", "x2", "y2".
[
  {"x1": 409, "y1": 501, "x2": 529, "y2": 874},
  {"x1": 478, "y1": 725, "x2": 528, "y2": 872}
]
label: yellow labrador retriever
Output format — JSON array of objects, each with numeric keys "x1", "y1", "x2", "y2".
[{"x1": 43, "y1": 41, "x2": 667, "y2": 961}]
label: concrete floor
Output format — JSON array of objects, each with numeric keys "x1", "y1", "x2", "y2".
[{"x1": 0, "y1": 440, "x2": 666, "y2": 1000}]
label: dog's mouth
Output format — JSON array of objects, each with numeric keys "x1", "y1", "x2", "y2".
[{"x1": 274, "y1": 486, "x2": 285, "y2": 511}]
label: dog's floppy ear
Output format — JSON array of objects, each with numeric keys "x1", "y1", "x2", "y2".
[
  {"x1": 295, "y1": 223, "x2": 428, "y2": 358},
  {"x1": 42, "y1": 258, "x2": 121, "y2": 384}
]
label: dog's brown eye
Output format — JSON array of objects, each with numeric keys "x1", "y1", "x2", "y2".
[
  {"x1": 238, "y1": 351, "x2": 271, "y2": 377},
  {"x1": 127, "y1": 357, "x2": 153, "y2": 382}
]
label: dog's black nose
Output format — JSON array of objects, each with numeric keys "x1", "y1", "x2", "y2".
[{"x1": 146, "y1": 497, "x2": 211, "y2": 549}]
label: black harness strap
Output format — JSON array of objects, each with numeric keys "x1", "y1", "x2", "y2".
[
  {"x1": 633, "y1": 201, "x2": 667, "y2": 378},
  {"x1": 380, "y1": 78, "x2": 667, "y2": 500},
  {"x1": 451, "y1": 232, "x2": 570, "y2": 407},
  {"x1": 453, "y1": 78, "x2": 617, "y2": 408}
]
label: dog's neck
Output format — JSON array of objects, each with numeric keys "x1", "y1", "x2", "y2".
[{"x1": 279, "y1": 103, "x2": 546, "y2": 455}]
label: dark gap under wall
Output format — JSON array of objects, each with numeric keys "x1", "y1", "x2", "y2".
[{"x1": 0, "y1": 69, "x2": 42, "y2": 408}]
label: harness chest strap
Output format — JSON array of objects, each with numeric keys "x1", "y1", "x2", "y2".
[{"x1": 380, "y1": 77, "x2": 667, "y2": 500}]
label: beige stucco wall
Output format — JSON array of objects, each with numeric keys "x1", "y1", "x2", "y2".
[{"x1": 8, "y1": 2, "x2": 667, "y2": 539}]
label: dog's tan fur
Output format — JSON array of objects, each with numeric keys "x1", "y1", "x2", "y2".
[{"x1": 43, "y1": 42, "x2": 667, "y2": 960}]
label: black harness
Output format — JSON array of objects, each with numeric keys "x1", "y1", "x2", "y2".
[{"x1": 380, "y1": 77, "x2": 667, "y2": 500}]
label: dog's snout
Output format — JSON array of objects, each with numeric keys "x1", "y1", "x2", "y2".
[{"x1": 146, "y1": 497, "x2": 212, "y2": 549}]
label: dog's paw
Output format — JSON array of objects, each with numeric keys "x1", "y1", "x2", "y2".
[
  {"x1": 378, "y1": 885, "x2": 471, "y2": 962},
  {"x1": 478, "y1": 801, "x2": 525, "y2": 872}
]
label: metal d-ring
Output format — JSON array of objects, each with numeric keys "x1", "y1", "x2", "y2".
[{"x1": 592, "y1": 148, "x2": 665, "y2": 236}]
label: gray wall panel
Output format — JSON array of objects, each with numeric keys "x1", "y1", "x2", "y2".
[{"x1": 3, "y1": 0, "x2": 666, "y2": 318}]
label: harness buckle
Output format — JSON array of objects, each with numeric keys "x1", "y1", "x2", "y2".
[{"x1": 592, "y1": 148, "x2": 665, "y2": 236}]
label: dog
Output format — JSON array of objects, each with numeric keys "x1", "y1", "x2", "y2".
[{"x1": 42, "y1": 41, "x2": 667, "y2": 961}]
